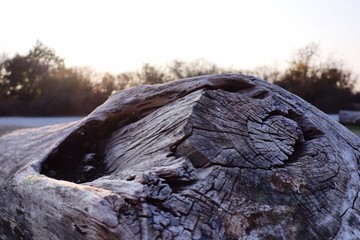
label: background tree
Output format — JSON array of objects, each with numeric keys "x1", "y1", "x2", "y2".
[
  {"x1": 140, "y1": 63, "x2": 168, "y2": 85},
  {"x1": 0, "y1": 42, "x2": 106, "y2": 116},
  {"x1": 0, "y1": 42, "x2": 358, "y2": 116},
  {"x1": 1, "y1": 41, "x2": 64, "y2": 102},
  {"x1": 168, "y1": 59, "x2": 225, "y2": 79},
  {"x1": 28, "y1": 68, "x2": 98, "y2": 115},
  {"x1": 248, "y1": 65, "x2": 281, "y2": 83},
  {"x1": 0, "y1": 41, "x2": 66, "y2": 115},
  {"x1": 274, "y1": 44, "x2": 356, "y2": 113}
]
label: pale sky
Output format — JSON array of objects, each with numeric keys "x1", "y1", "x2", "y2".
[{"x1": 1, "y1": 0, "x2": 360, "y2": 75}]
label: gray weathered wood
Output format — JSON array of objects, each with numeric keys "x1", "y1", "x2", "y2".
[{"x1": 1, "y1": 74, "x2": 360, "y2": 239}]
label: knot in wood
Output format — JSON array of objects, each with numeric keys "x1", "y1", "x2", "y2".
[{"x1": 248, "y1": 115, "x2": 304, "y2": 166}]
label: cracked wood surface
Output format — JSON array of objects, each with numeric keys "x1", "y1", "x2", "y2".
[{"x1": 1, "y1": 74, "x2": 360, "y2": 239}]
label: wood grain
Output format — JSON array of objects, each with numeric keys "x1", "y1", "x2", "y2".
[{"x1": 1, "y1": 74, "x2": 360, "y2": 239}]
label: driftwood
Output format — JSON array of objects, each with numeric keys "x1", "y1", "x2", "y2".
[
  {"x1": 1, "y1": 74, "x2": 360, "y2": 239},
  {"x1": 339, "y1": 110, "x2": 360, "y2": 125}
]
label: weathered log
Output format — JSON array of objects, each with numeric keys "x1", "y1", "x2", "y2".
[
  {"x1": 1, "y1": 74, "x2": 360, "y2": 239},
  {"x1": 339, "y1": 110, "x2": 360, "y2": 125}
]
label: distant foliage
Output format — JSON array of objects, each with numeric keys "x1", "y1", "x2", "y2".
[
  {"x1": 273, "y1": 44, "x2": 357, "y2": 113},
  {"x1": 0, "y1": 41, "x2": 106, "y2": 116},
  {"x1": 0, "y1": 42, "x2": 358, "y2": 115}
]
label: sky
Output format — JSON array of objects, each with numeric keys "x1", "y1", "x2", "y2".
[{"x1": 1, "y1": 0, "x2": 360, "y2": 76}]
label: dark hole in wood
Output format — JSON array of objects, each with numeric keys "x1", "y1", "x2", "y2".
[
  {"x1": 40, "y1": 123, "x2": 111, "y2": 183},
  {"x1": 40, "y1": 136, "x2": 106, "y2": 183},
  {"x1": 162, "y1": 179, "x2": 198, "y2": 193},
  {"x1": 126, "y1": 175, "x2": 136, "y2": 181},
  {"x1": 207, "y1": 79, "x2": 255, "y2": 93},
  {"x1": 267, "y1": 109, "x2": 324, "y2": 141},
  {"x1": 251, "y1": 90, "x2": 270, "y2": 99},
  {"x1": 286, "y1": 109, "x2": 324, "y2": 141}
]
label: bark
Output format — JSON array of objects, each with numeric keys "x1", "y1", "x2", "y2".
[{"x1": 1, "y1": 74, "x2": 360, "y2": 240}]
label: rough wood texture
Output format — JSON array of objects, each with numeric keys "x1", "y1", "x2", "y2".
[{"x1": 1, "y1": 74, "x2": 360, "y2": 239}]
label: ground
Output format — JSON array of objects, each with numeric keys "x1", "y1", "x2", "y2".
[
  {"x1": 344, "y1": 125, "x2": 360, "y2": 136},
  {"x1": 0, "y1": 126, "x2": 26, "y2": 136}
]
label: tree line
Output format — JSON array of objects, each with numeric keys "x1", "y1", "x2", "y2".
[{"x1": 0, "y1": 41, "x2": 358, "y2": 116}]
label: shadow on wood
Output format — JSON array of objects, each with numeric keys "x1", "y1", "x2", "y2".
[{"x1": 1, "y1": 74, "x2": 360, "y2": 239}]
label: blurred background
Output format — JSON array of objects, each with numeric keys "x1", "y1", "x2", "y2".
[{"x1": 0, "y1": 0, "x2": 359, "y2": 133}]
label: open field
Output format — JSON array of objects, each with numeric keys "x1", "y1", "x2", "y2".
[
  {"x1": 0, "y1": 117, "x2": 81, "y2": 127},
  {"x1": 0, "y1": 125, "x2": 26, "y2": 136},
  {"x1": 0, "y1": 117, "x2": 82, "y2": 137},
  {"x1": 344, "y1": 124, "x2": 360, "y2": 136}
]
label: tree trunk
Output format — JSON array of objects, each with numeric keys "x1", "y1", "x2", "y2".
[{"x1": 1, "y1": 74, "x2": 360, "y2": 239}]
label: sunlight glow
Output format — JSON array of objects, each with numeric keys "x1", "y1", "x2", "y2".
[{"x1": 1, "y1": 0, "x2": 359, "y2": 75}]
